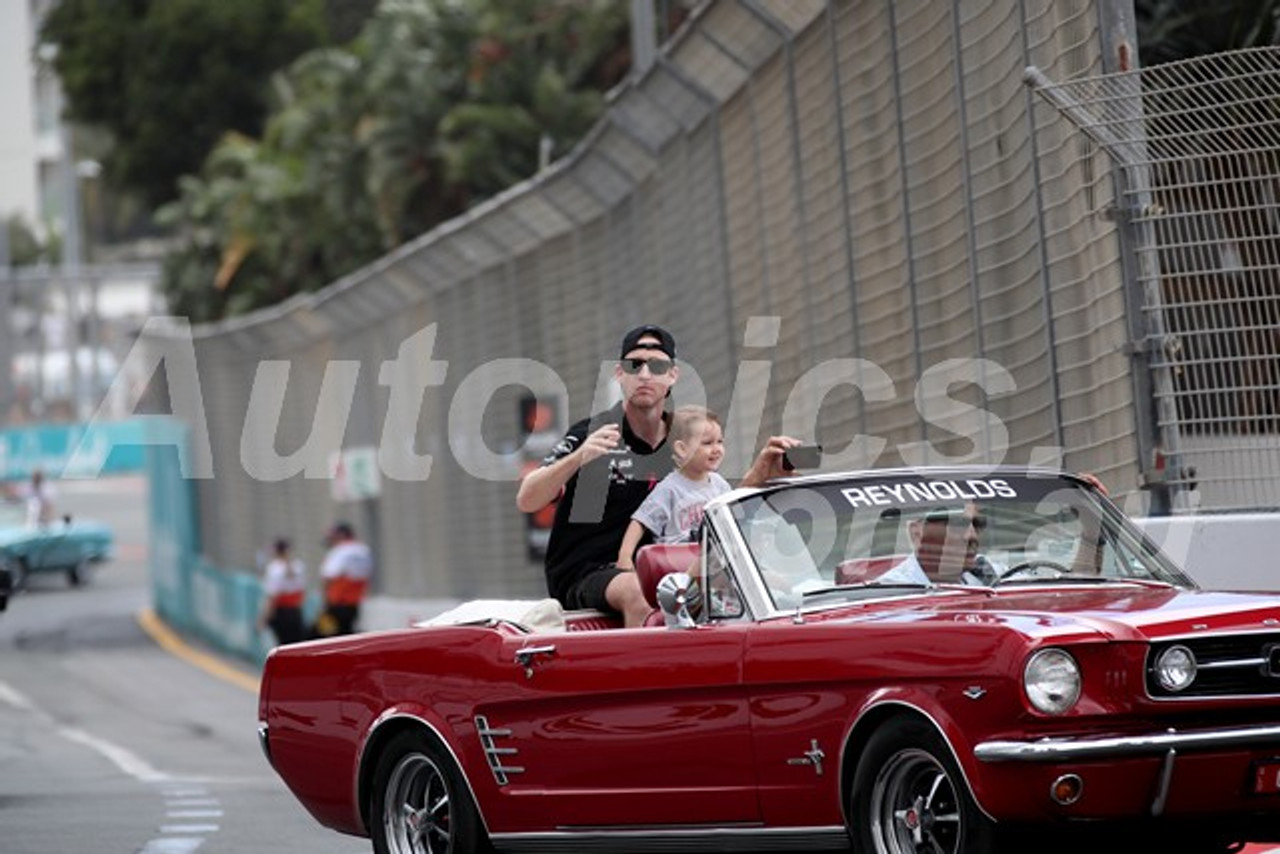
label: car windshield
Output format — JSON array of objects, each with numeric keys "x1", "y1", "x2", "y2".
[{"x1": 726, "y1": 471, "x2": 1194, "y2": 611}]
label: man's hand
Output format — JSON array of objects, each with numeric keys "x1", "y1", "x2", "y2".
[
  {"x1": 516, "y1": 423, "x2": 622, "y2": 513},
  {"x1": 742, "y1": 436, "x2": 803, "y2": 487},
  {"x1": 578, "y1": 423, "x2": 621, "y2": 465}
]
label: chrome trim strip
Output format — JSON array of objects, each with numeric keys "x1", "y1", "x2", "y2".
[
  {"x1": 1146, "y1": 691, "x2": 1280, "y2": 702},
  {"x1": 257, "y1": 722, "x2": 270, "y2": 764},
  {"x1": 488, "y1": 825, "x2": 849, "y2": 853},
  {"x1": 1148, "y1": 628, "x2": 1280, "y2": 644},
  {"x1": 1150, "y1": 745, "x2": 1176, "y2": 816},
  {"x1": 975, "y1": 723, "x2": 1280, "y2": 762},
  {"x1": 1195, "y1": 657, "x2": 1268, "y2": 670},
  {"x1": 475, "y1": 714, "x2": 524, "y2": 785},
  {"x1": 705, "y1": 502, "x2": 769, "y2": 620}
]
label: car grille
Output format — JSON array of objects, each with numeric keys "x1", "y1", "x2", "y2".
[{"x1": 1147, "y1": 632, "x2": 1280, "y2": 698}]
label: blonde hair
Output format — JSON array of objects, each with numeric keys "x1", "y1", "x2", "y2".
[{"x1": 670, "y1": 405, "x2": 721, "y2": 467}]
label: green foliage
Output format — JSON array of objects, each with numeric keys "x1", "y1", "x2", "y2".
[
  {"x1": 158, "y1": 0, "x2": 635, "y2": 322},
  {"x1": 4, "y1": 216, "x2": 48, "y2": 267},
  {"x1": 1136, "y1": 0, "x2": 1280, "y2": 66},
  {"x1": 39, "y1": 0, "x2": 370, "y2": 207}
]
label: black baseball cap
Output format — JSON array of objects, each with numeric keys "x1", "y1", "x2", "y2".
[{"x1": 619, "y1": 324, "x2": 676, "y2": 360}]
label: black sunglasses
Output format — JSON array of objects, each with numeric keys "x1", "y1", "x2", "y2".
[
  {"x1": 925, "y1": 512, "x2": 987, "y2": 532},
  {"x1": 619, "y1": 357, "x2": 674, "y2": 376}
]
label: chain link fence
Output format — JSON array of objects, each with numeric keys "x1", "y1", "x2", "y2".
[
  {"x1": 0, "y1": 263, "x2": 161, "y2": 428},
  {"x1": 139, "y1": 0, "x2": 1215, "y2": 599},
  {"x1": 1026, "y1": 45, "x2": 1280, "y2": 512}
]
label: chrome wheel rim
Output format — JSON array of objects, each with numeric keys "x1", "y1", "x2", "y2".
[
  {"x1": 383, "y1": 753, "x2": 452, "y2": 854},
  {"x1": 869, "y1": 747, "x2": 963, "y2": 854}
]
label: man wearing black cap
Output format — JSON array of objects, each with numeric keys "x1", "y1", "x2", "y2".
[{"x1": 517, "y1": 324, "x2": 798, "y2": 626}]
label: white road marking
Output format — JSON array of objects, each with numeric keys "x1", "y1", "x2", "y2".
[
  {"x1": 0, "y1": 680, "x2": 37, "y2": 711},
  {"x1": 1, "y1": 680, "x2": 170, "y2": 783},
  {"x1": 159, "y1": 824, "x2": 220, "y2": 834},
  {"x1": 139, "y1": 839, "x2": 205, "y2": 854},
  {"x1": 2, "y1": 665, "x2": 229, "y2": 853},
  {"x1": 59, "y1": 725, "x2": 170, "y2": 783},
  {"x1": 162, "y1": 787, "x2": 209, "y2": 798}
]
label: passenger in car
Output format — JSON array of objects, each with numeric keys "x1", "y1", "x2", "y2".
[
  {"x1": 516, "y1": 324, "x2": 800, "y2": 627},
  {"x1": 615, "y1": 405, "x2": 730, "y2": 570},
  {"x1": 23, "y1": 469, "x2": 56, "y2": 529}
]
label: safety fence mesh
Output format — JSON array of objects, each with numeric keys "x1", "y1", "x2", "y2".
[
  {"x1": 1026, "y1": 46, "x2": 1280, "y2": 512},
  {"x1": 143, "y1": 0, "x2": 1152, "y2": 598}
]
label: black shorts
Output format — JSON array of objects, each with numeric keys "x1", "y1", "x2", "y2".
[{"x1": 562, "y1": 563, "x2": 626, "y2": 613}]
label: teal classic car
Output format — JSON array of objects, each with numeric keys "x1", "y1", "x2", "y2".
[{"x1": 0, "y1": 503, "x2": 113, "y2": 589}]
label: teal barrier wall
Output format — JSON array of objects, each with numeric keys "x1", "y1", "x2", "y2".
[
  {"x1": 0, "y1": 418, "x2": 151, "y2": 480},
  {"x1": 144, "y1": 417, "x2": 287, "y2": 664}
]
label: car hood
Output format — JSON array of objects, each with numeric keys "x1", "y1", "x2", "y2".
[
  {"x1": 0, "y1": 521, "x2": 111, "y2": 547},
  {"x1": 820, "y1": 585, "x2": 1280, "y2": 643}
]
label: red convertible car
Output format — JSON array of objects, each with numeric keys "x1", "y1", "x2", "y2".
[{"x1": 258, "y1": 467, "x2": 1280, "y2": 854}]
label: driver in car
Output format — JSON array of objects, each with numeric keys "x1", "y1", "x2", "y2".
[{"x1": 878, "y1": 503, "x2": 999, "y2": 586}]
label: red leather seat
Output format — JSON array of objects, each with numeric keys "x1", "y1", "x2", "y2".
[
  {"x1": 635, "y1": 542, "x2": 700, "y2": 608},
  {"x1": 834, "y1": 555, "x2": 906, "y2": 585},
  {"x1": 563, "y1": 611, "x2": 623, "y2": 632}
]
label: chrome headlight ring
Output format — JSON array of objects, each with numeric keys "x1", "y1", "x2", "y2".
[
  {"x1": 1024, "y1": 648, "x2": 1082, "y2": 715},
  {"x1": 1153, "y1": 644, "x2": 1197, "y2": 693}
]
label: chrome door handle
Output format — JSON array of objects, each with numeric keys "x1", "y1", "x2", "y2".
[{"x1": 514, "y1": 644, "x2": 557, "y2": 677}]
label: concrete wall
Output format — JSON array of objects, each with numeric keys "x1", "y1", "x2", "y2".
[{"x1": 1139, "y1": 514, "x2": 1280, "y2": 592}]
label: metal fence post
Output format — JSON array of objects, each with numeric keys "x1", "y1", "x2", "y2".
[{"x1": 1095, "y1": 0, "x2": 1183, "y2": 514}]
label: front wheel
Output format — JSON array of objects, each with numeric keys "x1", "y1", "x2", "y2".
[
  {"x1": 370, "y1": 730, "x2": 489, "y2": 854},
  {"x1": 850, "y1": 716, "x2": 995, "y2": 854},
  {"x1": 68, "y1": 559, "x2": 93, "y2": 587},
  {"x1": 10, "y1": 558, "x2": 29, "y2": 592}
]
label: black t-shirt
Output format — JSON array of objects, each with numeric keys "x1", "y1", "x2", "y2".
[{"x1": 541, "y1": 402, "x2": 673, "y2": 602}]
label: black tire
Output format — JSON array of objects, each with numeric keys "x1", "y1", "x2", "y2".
[
  {"x1": 10, "y1": 558, "x2": 29, "y2": 592},
  {"x1": 369, "y1": 730, "x2": 489, "y2": 854},
  {"x1": 850, "y1": 716, "x2": 996, "y2": 854},
  {"x1": 68, "y1": 560, "x2": 90, "y2": 587}
]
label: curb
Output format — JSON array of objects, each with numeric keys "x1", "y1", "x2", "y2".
[{"x1": 136, "y1": 608, "x2": 261, "y2": 694}]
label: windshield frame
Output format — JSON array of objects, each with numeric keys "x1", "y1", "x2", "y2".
[{"x1": 705, "y1": 466, "x2": 1196, "y2": 618}]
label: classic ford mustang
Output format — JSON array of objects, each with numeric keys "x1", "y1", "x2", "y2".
[
  {"x1": 257, "y1": 467, "x2": 1280, "y2": 854},
  {"x1": 0, "y1": 503, "x2": 113, "y2": 589}
]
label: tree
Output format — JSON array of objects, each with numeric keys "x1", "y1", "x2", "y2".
[
  {"x1": 1136, "y1": 0, "x2": 1280, "y2": 66},
  {"x1": 436, "y1": 0, "x2": 631, "y2": 205},
  {"x1": 4, "y1": 216, "x2": 48, "y2": 267},
  {"x1": 39, "y1": 0, "x2": 376, "y2": 207},
  {"x1": 158, "y1": 0, "x2": 642, "y2": 322}
]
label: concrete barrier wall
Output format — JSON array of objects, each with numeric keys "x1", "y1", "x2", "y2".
[{"x1": 1138, "y1": 514, "x2": 1280, "y2": 592}]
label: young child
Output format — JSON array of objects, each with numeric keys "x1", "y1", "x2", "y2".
[{"x1": 616, "y1": 405, "x2": 731, "y2": 569}]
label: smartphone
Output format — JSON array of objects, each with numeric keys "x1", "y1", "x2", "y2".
[{"x1": 782, "y1": 444, "x2": 822, "y2": 471}]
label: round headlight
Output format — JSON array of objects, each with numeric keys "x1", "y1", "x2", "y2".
[
  {"x1": 1154, "y1": 644, "x2": 1197, "y2": 692},
  {"x1": 1024, "y1": 648, "x2": 1081, "y2": 715}
]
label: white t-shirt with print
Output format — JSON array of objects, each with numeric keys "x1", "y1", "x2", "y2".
[{"x1": 631, "y1": 470, "x2": 731, "y2": 543}]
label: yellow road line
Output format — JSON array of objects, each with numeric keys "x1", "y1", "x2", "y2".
[{"x1": 136, "y1": 608, "x2": 260, "y2": 695}]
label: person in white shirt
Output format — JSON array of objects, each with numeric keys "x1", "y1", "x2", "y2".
[
  {"x1": 616, "y1": 405, "x2": 731, "y2": 569},
  {"x1": 24, "y1": 470, "x2": 56, "y2": 528},
  {"x1": 258, "y1": 538, "x2": 308, "y2": 645},
  {"x1": 878, "y1": 503, "x2": 996, "y2": 586},
  {"x1": 314, "y1": 521, "x2": 373, "y2": 637}
]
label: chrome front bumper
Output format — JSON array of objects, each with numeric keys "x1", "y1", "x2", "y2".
[
  {"x1": 975, "y1": 722, "x2": 1280, "y2": 762},
  {"x1": 257, "y1": 722, "x2": 271, "y2": 764}
]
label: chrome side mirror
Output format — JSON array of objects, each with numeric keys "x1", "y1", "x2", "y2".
[{"x1": 657, "y1": 571, "x2": 697, "y2": 629}]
